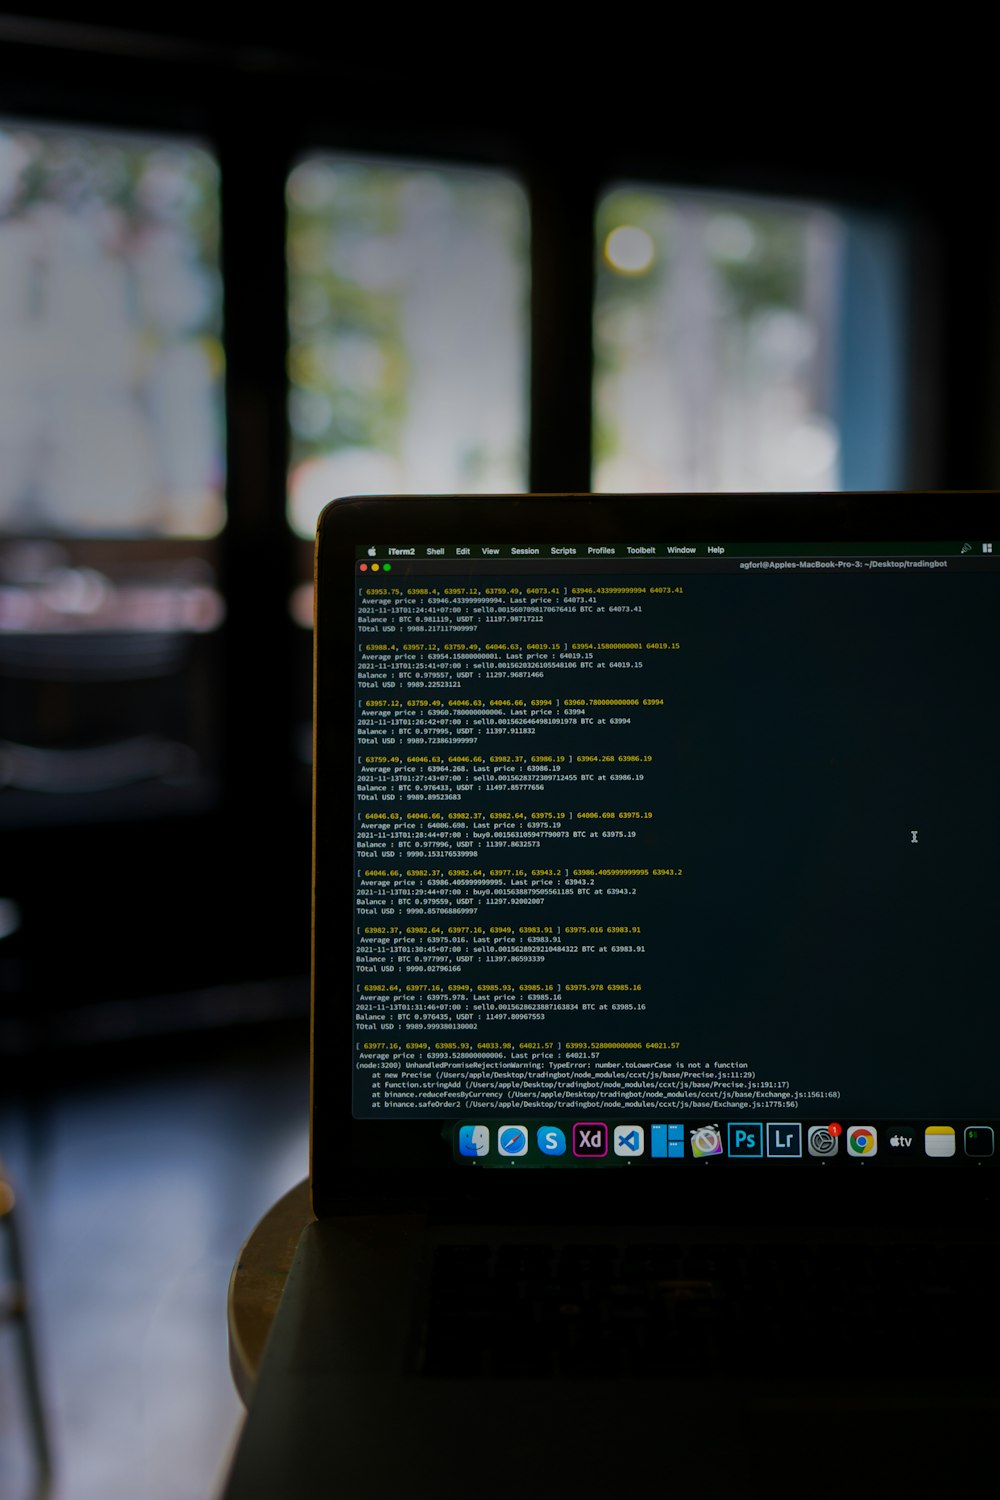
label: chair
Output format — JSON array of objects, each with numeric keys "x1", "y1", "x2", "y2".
[{"x1": 0, "y1": 1156, "x2": 52, "y2": 1497}]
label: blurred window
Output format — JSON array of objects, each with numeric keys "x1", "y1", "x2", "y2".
[
  {"x1": 286, "y1": 154, "x2": 529, "y2": 598},
  {"x1": 0, "y1": 121, "x2": 224, "y2": 537},
  {"x1": 0, "y1": 120, "x2": 225, "y2": 822},
  {"x1": 594, "y1": 184, "x2": 904, "y2": 493}
]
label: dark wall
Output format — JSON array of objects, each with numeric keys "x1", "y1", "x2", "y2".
[{"x1": 1, "y1": 15, "x2": 997, "y2": 1048}]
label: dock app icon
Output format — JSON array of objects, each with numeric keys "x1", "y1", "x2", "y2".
[
  {"x1": 807, "y1": 1126, "x2": 839, "y2": 1157},
  {"x1": 537, "y1": 1127, "x2": 567, "y2": 1156},
  {"x1": 847, "y1": 1126, "x2": 877, "y2": 1158},
  {"x1": 924, "y1": 1126, "x2": 956, "y2": 1158},
  {"x1": 690, "y1": 1126, "x2": 723, "y2": 1158},
  {"x1": 728, "y1": 1123, "x2": 763, "y2": 1158},
  {"x1": 613, "y1": 1126, "x2": 645, "y2": 1158},
  {"x1": 766, "y1": 1123, "x2": 802, "y2": 1158},
  {"x1": 458, "y1": 1125, "x2": 490, "y2": 1157},
  {"x1": 572, "y1": 1122, "x2": 608, "y2": 1158},
  {"x1": 498, "y1": 1126, "x2": 529, "y2": 1157}
]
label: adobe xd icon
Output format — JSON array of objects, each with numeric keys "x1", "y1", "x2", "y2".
[{"x1": 573, "y1": 1122, "x2": 608, "y2": 1158}]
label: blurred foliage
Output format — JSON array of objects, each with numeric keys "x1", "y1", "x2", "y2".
[
  {"x1": 712, "y1": 215, "x2": 804, "y2": 320},
  {"x1": 286, "y1": 157, "x2": 526, "y2": 467},
  {"x1": 289, "y1": 162, "x2": 412, "y2": 458},
  {"x1": 0, "y1": 125, "x2": 221, "y2": 316},
  {"x1": 596, "y1": 185, "x2": 804, "y2": 319},
  {"x1": 594, "y1": 184, "x2": 815, "y2": 472},
  {"x1": 0, "y1": 121, "x2": 225, "y2": 537}
]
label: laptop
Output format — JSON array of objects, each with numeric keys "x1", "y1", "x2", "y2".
[{"x1": 223, "y1": 492, "x2": 1000, "y2": 1497}]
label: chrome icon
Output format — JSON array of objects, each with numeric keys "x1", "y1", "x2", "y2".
[{"x1": 846, "y1": 1126, "x2": 878, "y2": 1158}]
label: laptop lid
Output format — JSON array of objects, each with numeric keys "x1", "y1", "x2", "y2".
[{"x1": 312, "y1": 493, "x2": 1000, "y2": 1226}]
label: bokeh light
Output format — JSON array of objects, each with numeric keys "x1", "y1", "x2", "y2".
[{"x1": 604, "y1": 225, "x2": 655, "y2": 275}]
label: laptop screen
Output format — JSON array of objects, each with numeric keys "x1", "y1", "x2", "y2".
[{"x1": 314, "y1": 497, "x2": 999, "y2": 1185}]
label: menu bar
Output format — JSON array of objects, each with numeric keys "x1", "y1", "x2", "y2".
[{"x1": 356, "y1": 541, "x2": 996, "y2": 561}]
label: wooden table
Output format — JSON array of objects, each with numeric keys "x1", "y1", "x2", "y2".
[{"x1": 227, "y1": 1179, "x2": 312, "y2": 1405}]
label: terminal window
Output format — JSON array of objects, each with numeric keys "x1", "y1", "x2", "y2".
[{"x1": 350, "y1": 545, "x2": 999, "y2": 1123}]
